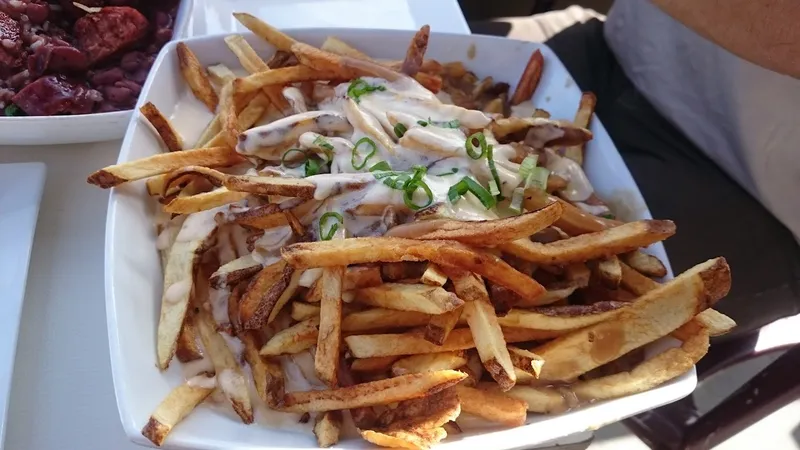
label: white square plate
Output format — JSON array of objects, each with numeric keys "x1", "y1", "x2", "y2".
[
  {"x1": 0, "y1": 162, "x2": 46, "y2": 445},
  {"x1": 106, "y1": 30, "x2": 689, "y2": 450}
]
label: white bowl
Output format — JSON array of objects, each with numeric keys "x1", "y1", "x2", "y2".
[
  {"x1": 106, "y1": 30, "x2": 688, "y2": 450},
  {"x1": 0, "y1": 0, "x2": 193, "y2": 146}
]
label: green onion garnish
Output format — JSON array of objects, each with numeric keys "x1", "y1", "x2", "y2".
[
  {"x1": 465, "y1": 132, "x2": 487, "y2": 159},
  {"x1": 404, "y1": 179, "x2": 433, "y2": 210},
  {"x1": 313, "y1": 136, "x2": 335, "y2": 162},
  {"x1": 436, "y1": 119, "x2": 461, "y2": 128},
  {"x1": 319, "y1": 212, "x2": 344, "y2": 241},
  {"x1": 518, "y1": 155, "x2": 539, "y2": 180},
  {"x1": 524, "y1": 166, "x2": 550, "y2": 191},
  {"x1": 486, "y1": 144, "x2": 504, "y2": 200},
  {"x1": 352, "y1": 137, "x2": 377, "y2": 170},
  {"x1": 281, "y1": 148, "x2": 307, "y2": 169},
  {"x1": 4, "y1": 104, "x2": 23, "y2": 116},
  {"x1": 509, "y1": 187, "x2": 525, "y2": 214},
  {"x1": 448, "y1": 177, "x2": 496, "y2": 209},
  {"x1": 369, "y1": 161, "x2": 392, "y2": 172},
  {"x1": 394, "y1": 123, "x2": 407, "y2": 138},
  {"x1": 304, "y1": 158, "x2": 321, "y2": 177},
  {"x1": 417, "y1": 120, "x2": 429, "y2": 127},
  {"x1": 347, "y1": 78, "x2": 386, "y2": 103}
]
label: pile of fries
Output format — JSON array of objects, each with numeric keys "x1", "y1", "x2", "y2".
[{"x1": 88, "y1": 14, "x2": 735, "y2": 450}]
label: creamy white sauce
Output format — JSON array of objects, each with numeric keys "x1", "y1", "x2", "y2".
[
  {"x1": 209, "y1": 287, "x2": 231, "y2": 327},
  {"x1": 164, "y1": 279, "x2": 192, "y2": 304},
  {"x1": 187, "y1": 374, "x2": 217, "y2": 389},
  {"x1": 218, "y1": 368, "x2": 247, "y2": 398},
  {"x1": 175, "y1": 206, "x2": 223, "y2": 243},
  {"x1": 282, "y1": 87, "x2": 308, "y2": 113},
  {"x1": 238, "y1": 111, "x2": 352, "y2": 159},
  {"x1": 510, "y1": 100, "x2": 537, "y2": 118},
  {"x1": 576, "y1": 201, "x2": 612, "y2": 216},
  {"x1": 545, "y1": 149, "x2": 594, "y2": 202}
]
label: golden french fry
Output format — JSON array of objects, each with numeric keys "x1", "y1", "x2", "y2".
[
  {"x1": 591, "y1": 255, "x2": 622, "y2": 289},
  {"x1": 492, "y1": 117, "x2": 592, "y2": 147},
  {"x1": 400, "y1": 25, "x2": 430, "y2": 76},
  {"x1": 224, "y1": 174, "x2": 316, "y2": 198},
  {"x1": 230, "y1": 199, "x2": 316, "y2": 230},
  {"x1": 209, "y1": 254, "x2": 262, "y2": 289},
  {"x1": 314, "y1": 411, "x2": 342, "y2": 448},
  {"x1": 235, "y1": 66, "x2": 341, "y2": 95},
  {"x1": 291, "y1": 302, "x2": 322, "y2": 321},
  {"x1": 141, "y1": 377, "x2": 214, "y2": 446},
  {"x1": 500, "y1": 220, "x2": 676, "y2": 266},
  {"x1": 456, "y1": 385, "x2": 527, "y2": 426},
  {"x1": 87, "y1": 147, "x2": 241, "y2": 188},
  {"x1": 534, "y1": 258, "x2": 730, "y2": 381},
  {"x1": 343, "y1": 308, "x2": 432, "y2": 333},
  {"x1": 282, "y1": 370, "x2": 467, "y2": 412},
  {"x1": 344, "y1": 265, "x2": 383, "y2": 290},
  {"x1": 207, "y1": 63, "x2": 237, "y2": 87},
  {"x1": 351, "y1": 356, "x2": 400, "y2": 373},
  {"x1": 218, "y1": 81, "x2": 239, "y2": 149},
  {"x1": 424, "y1": 306, "x2": 462, "y2": 345},
  {"x1": 391, "y1": 351, "x2": 467, "y2": 376},
  {"x1": 241, "y1": 330, "x2": 284, "y2": 407},
  {"x1": 140, "y1": 102, "x2": 183, "y2": 152},
  {"x1": 316, "y1": 266, "x2": 344, "y2": 387},
  {"x1": 622, "y1": 251, "x2": 668, "y2": 278},
  {"x1": 511, "y1": 49, "x2": 543, "y2": 106},
  {"x1": 497, "y1": 301, "x2": 628, "y2": 331},
  {"x1": 195, "y1": 310, "x2": 253, "y2": 423},
  {"x1": 563, "y1": 92, "x2": 596, "y2": 165},
  {"x1": 354, "y1": 283, "x2": 463, "y2": 315},
  {"x1": 177, "y1": 42, "x2": 218, "y2": 112},
  {"x1": 420, "y1": 264, "x2": 448, "y2": 287},
  {"x1": 175, "y1": 313, "x2": 203, "y2": 363},
  {"x1": 260, "y1": 317, "x2": 320, "y2": 356},
  {"x1": 233, "y1": 12, "x2": 297, "y2": 52},
  {"x1": 523, "y1": 191, "x2": 621, "y2": 236},
  {"x1": 239, "y1": 260, "x2": 300, "y2": 329},
  {"x1": 164, "y1": 188, "x2": 249, "y2": 214},
  {"x1": 507, "y1": 346, "x2": 544, "y2": 380},
  {"x1": 282, "y1": 237, "x2": 546, "y2": 302},
  {"x1": 224, "y1": 34, "x2": 291, "y2": 112},
  {"x1": 360, "y1": 427, "x2": 446, "y2": 450}
]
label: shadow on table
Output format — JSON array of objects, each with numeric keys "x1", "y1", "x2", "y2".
[{"x1": 793, "y1": 421, "x2": 800, "y2": 447}]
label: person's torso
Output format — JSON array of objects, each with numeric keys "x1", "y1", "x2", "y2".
[{"x1": 604, "y1": 0, "x2": 800, "y2": 240}]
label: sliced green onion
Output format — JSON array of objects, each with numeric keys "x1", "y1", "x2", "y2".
[
  {"x1": 434, "y1": 119, "x2": 461, "y2": 128},
  {"x1": 319, "y1": 212, "x2": 344, "y2": 241},
  {"x1": 313, "y1": 135, "x2": 335, "y2": 162},
  {"x1": 509, "y1": 187, "x2": 525, "y2": 214},
  {"x1": 486, "y1": 144, "x2": 504, "y2": 200},
  {"x1": 352, "y1": 137, "x2": 377, "y2": 170},
  {"x1": 435, "y1": 168, "x2": 459, "y2": 176},
  {"x1": 601, "y1": 213, "x2": 616, "y2": 219},
  {"x1": 304, "y1": 158, "x2": 321, "y2": 177},
  {"x1": 417, "y1": 120, "x2": 428, "y2": 127},
  {"x1": 465, "y1": 132, "x2": 487, "y2": 159},
  {"x1": 448, "y1": 177, "x2": 496, "y2": 209},
  {"x1": 404, "y1": 180, "x2": 433, "y2": 210},
  {"x1": 369, "y1": 161, "x2": 392, "y2": 172},
  {"x1": 347, "y1": 78, "x2": 386, "y2": 103},
  {"x1": 525, "y1": 166, "x2": 550, "y2": 191},
  {"x1": 518, "y1": 155, "x2": 539, "y2": 180},
  {"x1": 281, "y1": 148, "x2": 307, "y2": 169},
  {"x1": 4, "y1": 104, "x2": 23, "y2": 116},
  {"x1": 393, "y1": 123, "x2": 407, "y2": 138}
]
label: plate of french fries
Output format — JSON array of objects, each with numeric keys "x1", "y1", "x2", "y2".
[{"x1": 96, "y1": 15, "x2": 736, "y2": 450}]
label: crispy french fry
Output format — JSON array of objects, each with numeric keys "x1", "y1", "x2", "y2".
[
  {"x1": 195, "y1": 310, "x2": 254, "y2": 423},
  {"x1": 514, "y1": 287, "x2": 577, "y2": 308},
  {"x1": 381, "y1": 262, "x2": 427, "y2": 282},
  {"x1": 449, "y1": 270, "x2": 516, "y2": 390},
  {"x1": 507, "y1": 346, "x2": 544, "y2": 380},
  {"x1": 424, "y1": 306, "x2": 462, "y2": 345},
  {"x1": 344, "y1": 264, "x2": 383, "y2": 290},
  {"x1": 523, "y1": 191, "x2": 621, "y2": 236},
  {"x1": 351, "y1": 356, "x2": 400, "y2": 373},
  {"x1": 345, "y1": 327, "x2": 563, "y2": 358},
  {"x1": 210, "y1": 254, "x2": 262, "y2": 289},
  {"x1": 241, "y1": 330, "x2": 284, "y2": 407},
  {"x1": 175, "y1": 313, "x2": 203, "y2": 363},
  {"x1": 224, "y1": 34, "x2": 291, "y2": 112},
  {"x1": 563, "y1": 92, "x2": 596, "y2": 165},
  {"x1": 140, "y1": 102, "x2": 183, "y2": 152},
  {"x1": 421, "y1": 264, "x2": 448, "y2": 287},
  {"x1": 141, "y1": 377, "x2": 215, "y2": 446},
  {"x1": 230, "y1": 199, "x2": 316, "y2": 229},
  {"x1": 400, "y1": 25, "x2": 430, "y2": 76},
  {"x1": 224, "y1": 174, "x2": 316, "y2": 198},
  {"x1": 363, "y1": 388, "x2": 459, "y2": 449},
  {"x1": 497, "y1": 301, "x2": 628, "y2": 331},
  {"x1": 291, "y1": 302, "x2": 322, "y2": 321},
  {"x1": 456, "y1": 385, "x2": 527, "y2": 426},
  {"x1": 492, "y1": 117, "x2": 592, "y2": 146},
  {"x1": 532, "y1": 108, "x2": 551, "y2": 119},
  {"x1": 239, "y1": 259, "x2": 301, "y2": 329},
  {"x1": 391, "y1": 351, "x2": 467, "y2": 376},
  {"x1": 217, "y1": 80, "x2": 240, "y2": 149},
  {"x1": 316, "y1": 266, "x2": 344, "y2": 386},
  {"x1": 360, "y1": 427, "x2": 446, "y2": 450},
  {"x1": 282, "y1": 370, "x2": 467, "y2": 412},
  {"x1": 355, "y1": 283, "x2": 463, "y2": 315},
  {"x1": 282, "y1": 237, "x2": 546, "y2": 302},
  {"x1": 207, "y1": 63, "x2": 237, "y2": 87},
  {"x1": 235, "y1": 66, "x2": 341, "y2": 95},
  {"x1": 260, "y1": 317, "x2": 320, "y2": 356},
  {"x1": 343, "y1": 308, "x2": 431, "y2": 333},
  {"x1": 499, "y1": 220, "x2": 676, "y2": 266},
  {"x1": 388, "y1": 202, "x2": 562, "y2": 246},
  {"x1": 314, "y1": 411, "x2": 342, "y2": 448},
  {"x1": 177, "y1": 42, "x2": 218, "y2": 112},
  {"x1": 591, "y1": 255, "x2": 622, "y2": 289},
  {"x1": 233, "y1": 12, "x2": 297, "y2": 52},
  {"x1": 87, "y1": 147, "x2": 241, "y2": 188},
  {"x1": 534, "y1": 258, "x2": 730, "y2": 381},
  {"x1": 164, "y1": 188, "x2": 249, "y2": 214},
  {"x1": 622, "y1": 251, "x2": 668, "y2": 278},
  {"x1": 511, "y1": 49, "x2": 543, "y2": 106}
]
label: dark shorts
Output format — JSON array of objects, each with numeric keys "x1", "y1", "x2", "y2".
[{"x1": 472, "y1": 18, "x2": 800, "y2": 338}]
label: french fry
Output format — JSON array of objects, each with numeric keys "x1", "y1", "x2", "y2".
[
  {"x1": 209, "y1": 254, "x2": 262, "y2": 289},
  {"x1": 141, "y1": 377, "x2": 215, "y2": 446},
  {"x1": 351, "y1": 356, "x2": 400, "y2": 373},
  {"x1": 492, "y1": 117, "x2": 592, "y2": 147},
  {"x1": 363, "y1": 388, "x2": 459, "y2": 449},
  {"x1": 591, "y1": 255, "x2": 622, "y2": 289},
  {"x1": 355, "y1": 283, "x2": 464, "y2": 314},
  {"x1": 499, "y1": 220, "x2": 676, "y2": 266},
  {"x1": 233, "y1": 12, "x2": 297, "y2": 52},
  {"x1": 621, "y1": 251, "x2": 668, "y2": 278},
  {"x1": 400, "y1": 25, "x2": 430, "y2": 76},
  {"x1": 391, "y1": 351, "x2": 467, "y2": 376},
  {"x1": 342, "y1": 308, "x2": 431, "y2": 333},
  {"x1": 235, "y1": 66, "x2": 341, "y2": 95},
  {"x1": 424, "y1": 306, "x2": 462, "y2": 345},
  {"x1": 176, "y1": 42, "x2": 218, "y2": 112},
  {"x1": 175, "y1": 313, "x2": 203, "y2": 363},
  {"x1": 140, "y1": 102, "x2": 183, "y2": 152},
  {"x1": 449, "y1": 270, "x2": 516, "y2": 390},
  {"x1": 345, "y1": 327, "x2": 563, "y2": 358},
  {"x1": 230, "y1": 199, "x2": 316, "y2": 229},
  {"x1": 282, "y1": 237, "x2": 546, "y2": 302},
  {"x1": 523, "y1": 191, "x2": 621, "y2": 236},
  {"x1": 156, "y1": 209, "x2": 219, "y2": 369},
  {"x1": 532, "y1": 108, "x2": 551, "y2": 118},
  {"x1": 195, "y1": 310, "x2": 254, "y2": 423},
  {"x1": 316, "y1": 266, "x2": 344, "y2": 386},
  {"x1": 534, "y1": 258, "x2": 730, "y2": 381},
  {"x1": 260, "y1": 317, "x2": 320, "y2": 356},
  {"x1": 207, "y1": 63, "x2": 237, "y2": 87},
  {"x1": 291, "y1": 302, "x2": 322, "y2": 321},
  {"x1": 282, "y1": 370, "x2": 467, "y2": 412},
  {"x1": 360, "y1": 427, "x2": 446, "y2": 450},
  {"x1": 314, "y1": 411, "x2": 342, "y2": 448},
  {"x1": 164, "y1": 188, "x2": 249, "y2": 214},
  {"x1": 563, "y1": 92, "x2": 596, "y2": 165},
  {"x1": 241, "y1": 331, "x2": 284, "y2": 407},
  {"x1": 507, "y1": 346, "x2": 544, "y2": 380},
  {"x1": 217, "y1": 80, "x2": 240, "y2": 149},
  {"x1": 343, "y1": 264, "x2": 383, "y2": 290},
  {"x1": 239, "y1": 259, "x2": 301, "y2": 329},
  {"x1": 224, "y1": 34, "x2": 291, "y2": 113},
  {"x1": 456, "y1": 385, "x2": 527, "y2": 426},
  {"x1": 224, "y1": 174, "x2": 316, "y2": 198},
  {"x1": 514, "y1": 286, "x2": 577, "y2": 308},
  {"x1": 87, "y1": 147, "x2": 241, "y2": 188},
  {"x1": 388, "y1": 202, "x2": 562, "y2": 246},
  {"x1": 381, "y1": 262, "x2": 427, "y2": 282},
  {"x1": 510, "y1": 49, "x2": 543, "y2": 106},
  {"x1": 500, "y1": 384, "x2": 569, "y2": 414},
  {"x1": 421, "y1": 264, "x2": 448, "y2": 287},
  {"x1": 497, "y1": 301, "x2": 628, "y2": 331}
]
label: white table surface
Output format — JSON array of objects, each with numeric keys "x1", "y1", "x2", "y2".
[{"x1": 0, "y1": 3, "x2": 590, "y2": 449}]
